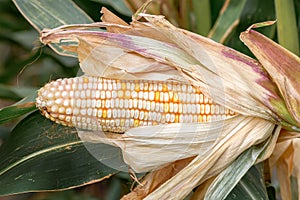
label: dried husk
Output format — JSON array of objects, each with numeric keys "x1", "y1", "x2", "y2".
[{"x1": 240, "y1": 26, "x2": 300, "y2": 128}]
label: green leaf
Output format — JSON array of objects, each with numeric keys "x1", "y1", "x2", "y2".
[
  {"x1": 226, "y1": 164, "x2": 269, "y2": 200},
  {"x1": 0, "y1": 84, "x2": 37, "y2": 101},
  {"x1": 274, "y1": 0, "x2": 299, "y2": 55},
  {"x1": 0, "y1": 93, "x2": 37, "y2": 125},
  {"x1": 0, "y1": 111, "x2": 117, "y2": 195},
  {"x1": 205, "y1": 128, "x2": 278, "y2": 200},
  {"x1": 208, "y1": 0, "x2": 248, "y2": 43},
  {"x1": 12, "y1": 0, "x2": 94, "y2": 56}
]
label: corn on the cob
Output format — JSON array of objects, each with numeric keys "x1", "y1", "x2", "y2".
[{"x1": 36, "y1": 76, "x2": 235, "y2": 132}]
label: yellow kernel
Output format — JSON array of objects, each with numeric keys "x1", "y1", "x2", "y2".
[
  {"x1": 155, "y1": 91, "x2": 160, "y2": 101},
  {"x1": 134, "y1": 119, "x2": 139, "y2": 127},
  {"x1": 102, "y1": 110, "x2": 107, "y2": 118}
]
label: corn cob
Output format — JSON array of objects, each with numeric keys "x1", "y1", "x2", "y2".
[{"x1": 36, "y1": 76, "x2": 235, "y2": 132}]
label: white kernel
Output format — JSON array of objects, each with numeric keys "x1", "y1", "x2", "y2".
[
  {"x1": 65, "y1": 116, "x2": 71, "y2": 122},
  {"x1": 55, "y1": 98, "x2": 62, "y2": 105},
  {"x1": 100, "y1": 91, "x2": 105, "y2": 99},
  {"x1": 173, "y1": 103, "x2": 178, "y2": 113},
  {"x1": 150, "y1": 102, "x2": 155, "y2": 111},
  {"x1": 105, "y1": 100, "x2": 110, "y2": 108},
  {"x1": 55, "y1": 91, "x2": 61, "y2": 98},
  {"x1": 107, "y1": 109, "x2": 112, "y2": 118},
  {"x1": 205, "y1": 105, "x2": 211, "y2": 114},
  {"x1": 157, "y1": 113, "x2": 161, "y2": 122},
  {"x1": 196, "y1": 105, "x2": 201, "y2": 114},
  {"x1": 113, "y1": 109, "x2": 117, "y2": 118},
  {"x1": 112, "y1": 91, "x2": 117, "y2": 98},
  {"x1": 126, "y1": 110, "x2": 130, "y2": 118},
  {"x1": 129, "y1": 119, "x2": 134, "y2": 127},
  {"x1": 139, "y1": 111, "x2": 144, "y2": 120},
  {"x1": 191, "y1": 104, "x2": 196, "y2": 114},
  {"x1": 94, "y1": 100, "x2": 100, "y2": 108},
  {"x1": 138, "y1": 100, "x2": 143, "y2": 109},
  {"x1": 164, "y1": 92, "x2": 169, "y2": 102},
  {"x1": 51, "y1": 105, "x2": 58, "y2": 113},
  {"x1": 58, "y1": 115, "x2": 65, "y2": 120},
  {"x1": 215, "y1": 105, "x2": 220, "y2": 114},
  {"x1": 73, "y1": 108, "x2": 79, "y2": 115},
  {"x1": 80, "y1": 109, "x2": 86, "y2": 115},
  {"x1": 66, "y1": 108, "x2": 72, "y2": 115},
  {"x1": 97, "y1": 110, "x2": 102, "y2": 117},
  {"x1": 133, "y1": 99, "x2": 138, "y2": 108},
  {"x1": 78, "y1": 83, "x2": 83, "y2": 90},
  {"x1": 69, "y1": 91, "x2": 74, "y2": 98},
  {"x1": 61, "y1": 91, "x2": 68, "y2": 98},
  {"x1": 124, "y1": 99, "x2": 129, "y2": 108},
  {"x1": 134, "y1": 110, "x2": 139, "y2": 119},
  {"x1": 58, "y1": 107, "x2": 65, "y2": 114},
  {"x1": 132, "y1": 91, "x2": 138, "y2": 98},
  {"x1": 87, "y1": 108, "x2": 92, "y2": 116},
  {"x1": 125, "y1": 91, "x2": 130, "y2": 98},
  {"x1": 46, "y1": 100, "x2": 54, "y2": 107},
  {"x1": 80, "y1": 91, "x2": 86, "y2": 98},
  {"x1": 187, "y1": 104, "x2": 192, "y2": 113},
  {"x1": 155, "y1": 103, "x2": 160, "y2": 112},
  {"x1": 63, "y1": 100, "x2": 69, "y2": 107},
  {"x1": 108, "y1": 98, "x2": 113, "y2": 107},
  {"x1": 91, "y1": 99, "x2": 96, "y2": 107},
  {"x1": 88, "y1": 82, "x2": 93, "y2": 89},
  {"x1": 81, "y1": 100, "x2": 86, "y2": 108},
  {"x1": 190, "y1": 94, "x2": 195, "y2": 103},
  {"x1": 204, "y1": 96, "x2": 209, "y2": 103},
  {"x1": 93, "y1": 109, "x2": 97, "y2": 117},
  {"x1": 159, "y1": 103, "x2": 164, "y2": 112},
  {"x1": 58, "y1": 85, "x2": 64, "y2": 91},
  {"x1": 103, "y1": 83, "x2": 107, "y2": 90},
  {"x1": 158, "y1": 83, "x2": 162, "y2": 91},
  {"x1": 170, "y1": 114, "x2": 175, "y2": 122},
  {"x1": 98, "y1": 83, "x2": 102, "y2": 90},
  {"x1": 166, "y1": 114, "x2": 170, "y2": 122},
  {"x1": 86, "y1": 90, "x2": 91, "y2": 98},
  {"x1": 121, "y1": 109, "x2": 126, "y2": 118},
  {"x1": 119, "y1": 99, "x2": 124, "y2": 108},
  {"x1": 149, "y1": 91, "x2": 155, "y2": 100},
  {"x1": 186, "y1": 94, "x2": 191, "y2": 103},
  {"x1": 106, "y1": 91, "x2": 111, "y2": 98},
  {"x1": 75, "y1": 91, "x2": 80, "y2": 98},
  {"x1": 183, "y1": 104, "x2": 187, "y2": 114},
  {"x1": 130, "y1": 110, "x2": 134, "y2": 118},
  {"x1": 179, "y1": 104, "x2": 183, "y2": 113},
  {"x1": 139, "y1": 91, "x2": 143, "y2": 99}
]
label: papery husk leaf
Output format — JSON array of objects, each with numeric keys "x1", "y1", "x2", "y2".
[
  {"x1": 122, "y1": 157, "x2": 194, "y2": 200},
  {"x1": 240, "y1": 28, "x2": 300, "y2": 128},
  {"x1": 78, "y1": 116, "x2": 275, "y2": 199},
  {"x1": 142, "y1": 116, "x2": 274, "y2": 199},
  {"x1": 269, "y1": 130, "x2": 300, "y2": 200}
]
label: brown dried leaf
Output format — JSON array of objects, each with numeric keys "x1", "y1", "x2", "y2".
[{"x1": 240, "y1": 28, "x2": 300, "y2": 128}]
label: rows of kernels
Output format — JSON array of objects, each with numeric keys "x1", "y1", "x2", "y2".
[{"x1": 36, "y1": 76, "x2": 235, "y2": 132}]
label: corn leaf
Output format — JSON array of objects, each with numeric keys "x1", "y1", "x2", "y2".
[
  {"x1": 0, "y1": 93, "x2": 37, "y2": 125},
  {"x1": 208, "y1": 0, "x2": 248, "y2": 43},
  {"x1": 13, "y1": 0, "x2": 94, "y2": 56},
  {"x1": 0, "y1": 112, "x2": 116, "y2": 195}
]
